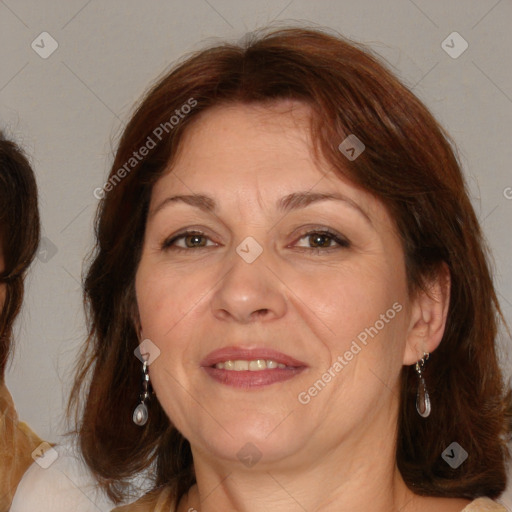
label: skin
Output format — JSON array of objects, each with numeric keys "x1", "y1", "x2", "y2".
[{"x1": 135, "y1": 101, "x2": 470, "y2": 512}]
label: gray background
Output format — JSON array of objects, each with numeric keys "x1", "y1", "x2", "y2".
[{"x1": 1, "y1": 0, "x2": 511, "y2": 474}]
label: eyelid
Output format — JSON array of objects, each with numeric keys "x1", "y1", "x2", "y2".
[
  {"x1": 291, "y1": 226, "x2": 350, "y2": 250},
  {"x1": 161, "y1": 226, "x2": 350, "y2": 252},
  {"x1": 161, "y1": 229, "x2": 216, "y2": 250}
]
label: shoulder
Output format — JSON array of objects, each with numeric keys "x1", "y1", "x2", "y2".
[
  {"x1": 10, "y1": 442, "x2": 116, "y2": 512},
  {"x1": 0, "y1": 382, "x2": 42, "y2": 508},
  {"x1": 462, "y1": 497, "x2": 508, "y2": 511}
]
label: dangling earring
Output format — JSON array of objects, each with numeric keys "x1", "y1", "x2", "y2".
[
  {"x1": 415, "y1": 352, "x2": 431, "y2": 418},
  {"x1": 133, "y1": 358, "x2": 150, "y2": 426}
]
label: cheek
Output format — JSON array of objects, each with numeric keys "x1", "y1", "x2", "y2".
[
  {"x1": 295, "y1": 257, "x2": 406, "y2": 347},
  {"x1": 135, "y1": 260, "x2": 214, "y2": 400},
  {"x1": 136, "y1": 261, "x2": 206, "y2": 335}
]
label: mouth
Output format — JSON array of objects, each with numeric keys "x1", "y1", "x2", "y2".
[
  {"x1": 200, "y1": 346, "x2": 308, "y2": 389},
  {"x1": 213, "y1": 359, "x2": 290, "y2": 370}
]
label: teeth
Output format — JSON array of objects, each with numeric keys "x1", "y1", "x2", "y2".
[
  {"x1": 249, "y1": 359, "x2": 266, "y2": 371},
  {"x1": 234, "y1": 360, "x2": 249, "y2": 371},
  {"x1": 214, "y1": 359, "x2": 288, "y2": 371}
]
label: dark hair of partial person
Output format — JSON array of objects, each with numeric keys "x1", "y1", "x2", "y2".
[
  {"x1": 0, "y1": 132, "x2": 40, "y2": 379},
  {"x1": 69, "y1": 25, "x2": 512, "y2": 505}
]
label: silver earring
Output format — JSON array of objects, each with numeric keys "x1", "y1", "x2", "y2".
[
  {"x1": 133, "y1": 359, "x2": 150, "y2": 426},
  {"x1": 415, "y1": 352, "x2": 431, "y2": 418}
]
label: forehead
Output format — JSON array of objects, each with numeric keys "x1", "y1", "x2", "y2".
[
  {"x1": 153, "y1": 101, "x2": 349, "y2": 200},
  {"x1": 148, "y1": 101, "x2": 390, "y2": 230},
  {"x1": 174, "y1": 101, "x2": 316, "y2": 172}
]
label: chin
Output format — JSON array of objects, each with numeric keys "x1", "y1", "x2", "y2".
[{"x1": 190, "y1": 414, "x2": 307, "y2": 466}]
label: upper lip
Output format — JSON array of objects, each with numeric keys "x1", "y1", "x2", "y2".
[{"x1": 201, "y1": 346, "x2": 308, "y2": 368}]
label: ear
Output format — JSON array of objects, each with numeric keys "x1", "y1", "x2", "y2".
[{"x1": 403, "y1": 262, "x2": 451, "y2": 366}]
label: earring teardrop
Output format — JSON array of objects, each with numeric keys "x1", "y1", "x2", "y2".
[
  {"x1": 133, "y1": 403, "x2": 148, "y2": 426},
  {"x1": 133, "y1": 358, "x2": 150, "y2": 426},
  {"x1": 416, "y1": 375, "x2": 431, "y2": 418}
]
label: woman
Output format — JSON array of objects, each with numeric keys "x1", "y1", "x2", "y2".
[
  {"x1": 0, "y1": 132, "x2": 43, "y2": 511},
  {"x1": 71, "y1": 27, "x2": 511, "y2": 511},
  {"x1": 6, "y1": 132, "x2": 119, "y2": 511}
]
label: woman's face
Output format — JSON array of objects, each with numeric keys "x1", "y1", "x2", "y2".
[{"x1": 135, "y1": 101, "x2": 416, "y2": 468}]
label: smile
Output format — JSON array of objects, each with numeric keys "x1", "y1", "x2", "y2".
[
  {"x1": 201, "y1": 346, "x2": 308, "y2": 388},
  {"x1": 214, "y1": 359, "x2": 288, "y2": 370}
]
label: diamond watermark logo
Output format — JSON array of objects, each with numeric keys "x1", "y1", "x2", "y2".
[
  {"x1": 338, "y1": 134, "x2": 365, "y2": 161},
  {"x1": 31, "y1": 32, "x2": 59, "y2": 59},
  {"x1": 441, "y1": 442, "x2": 468, "y2": 468},
  {"x1": 236, "y1": 236, "x2": 263, "y2": 264},
  {"x1": 37, "y1": 237, "x2": 58, "y2": 263},
  {"x1": 134, "y1": 339, "x2": 161, "y2": 365},
  {"x1": 441, "y1": 32, "x2": 468, "y2": 59},
  {"x1": 237, "y1": 442, "x2": 262, "y2": 468},
  {"x1": 32, "y1": 442, "x2": 59, "y2": 469}
]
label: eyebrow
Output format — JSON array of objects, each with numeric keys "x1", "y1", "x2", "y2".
[{"x1": 150, "y1": 191, "x2": 372, "y2": 225}]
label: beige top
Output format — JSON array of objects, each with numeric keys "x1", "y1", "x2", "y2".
[
  {"x1": 0, "y1": 381, "x2": 43, "y2": 512},
  {"x1": 112, "y1": 493, "x2": 507, "y2": 511},
  {"x1": 113, "y1": 487, "x2": 174, "y2": 511},
  {"x1": 463, "y1": 498, "x2": 508, "y2": 511},
  {"x1": 462, "y1": 498, "x2": 507, "y2": 512}
]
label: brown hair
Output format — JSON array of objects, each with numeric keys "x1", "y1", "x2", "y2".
[
  {"x1": 0, "y1": 132, "x2": 40, "y2": 379},
  {"x1": 70, "y1": 26, "x2": 512, "y2": 505}
]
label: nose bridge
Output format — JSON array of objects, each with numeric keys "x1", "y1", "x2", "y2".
[{"x1": 210, "y1": 237, "x2": 287, "y2": 322}]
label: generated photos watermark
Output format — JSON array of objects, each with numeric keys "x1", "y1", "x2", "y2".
[
  {"x1": 94, "y1": 97, "x2": 197, "y2": 200},
  {"x1": 298, "y1": 302, "x2": 403, "y2": 405}
]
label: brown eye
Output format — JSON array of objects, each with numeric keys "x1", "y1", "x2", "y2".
[
  {"x1": 183, "y1": 234, "x2": 207, "y2": 248},
  {"x1": 294, "y1": 229, "x2": 350, "y2": 251},
  {"x1": 308, "y1": 233, "x2": 334, "y2": 248},
  {"x1": 161, "y1": 230, "x2": 215, "y2": 251}
]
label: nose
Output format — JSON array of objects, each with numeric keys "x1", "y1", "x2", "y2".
[{"x1": 210, "y1": 248, "x2": 287, "y2": 324}]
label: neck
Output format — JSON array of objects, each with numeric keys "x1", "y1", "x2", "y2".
[{"x1": 180, "y1": 410, "x2": 417, "y2": 512}]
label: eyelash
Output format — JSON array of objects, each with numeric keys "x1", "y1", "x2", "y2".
[{"x1": 161, "y1": 228, "x2": 350, "y2": 254}]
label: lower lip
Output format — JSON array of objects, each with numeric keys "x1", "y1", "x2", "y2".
[{"x1": 202, "y1": 366, "x2": 306, "y2": 389}]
